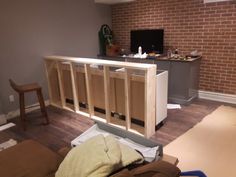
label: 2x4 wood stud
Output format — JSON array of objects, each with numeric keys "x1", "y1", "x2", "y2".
[
  {"x1": 103, "y1": 66, "x2": 111, "y2": 123},
  {"x1": 124, "y1": 68, "x2": 131, "y2": 130},
  {"x1": 56, "y1": 61, "x2": 66, "y2": 108},
  {"x1": 84, "y1": 64, "x2": 95, "y2": 117},
  {"x1": 69, "y1": 62, "x2": 80, "y2": 112},
  {"x1": 144, "y1": 67, "x2": 156, "y2": 137}
]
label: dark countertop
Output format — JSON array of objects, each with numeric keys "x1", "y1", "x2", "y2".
[{"x1": 98, "y1": 54, "x2": 201, "y2": 62}]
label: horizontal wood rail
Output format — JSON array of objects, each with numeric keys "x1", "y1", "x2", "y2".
[{"x1": 44, "y1": 56, "x2": 156, "y2": 138}]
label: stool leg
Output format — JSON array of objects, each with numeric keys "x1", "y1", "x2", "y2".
[
  {"x1": 37, "y1": 89, "x2": 49, "y2": 125},
  {"x1": 19, "y1": 93, "x2": 26, "y2": 130}
]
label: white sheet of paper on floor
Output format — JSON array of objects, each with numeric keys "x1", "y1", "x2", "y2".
[
  {"x1": 0, "y1": 123, "x2": 15, "y2": 131},
  {"x1": 0, "y1": 139, "x2": 17, "y2": 151},
  {"x1": 119, "y1": 138, "x2": 158, "y2": 162},
  {"x1": 167, "y1": 104, "x2": 181, "y2": 109},
  {"x1": 73, "y1": 125, "x2": 110, "y2": 144}
]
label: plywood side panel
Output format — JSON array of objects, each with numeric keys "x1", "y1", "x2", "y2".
[
  {"x1": 45, "y1": 61, "x2": 61, "y2": 106},
  {"x1": 131, "y1": 81, "x2": 144, "y2": 121},
  {"x1": 114, "y1": 78, "x2": 125, "y2": 115},
  {"x1": 92, "y1": 75, "x2": 105, "y2": 108},
  {"x1": 114, "y1": 78, "x2": 145, "y2": 121},
  {"x1": 50, "y1": 69, "x2": 61, "y2": 104},
  {"x1": 62, "y1": 70, "x2": 73, "y2": 100},
  {"x1": 77, "y1": 72, "x2": 87, "y2": 103},
  {"x1": 91, "y1": 73, "x2": 116, "y2": 112},
  {"x1": 110, "y1": 78, "x2": 116, "y2": 112}
]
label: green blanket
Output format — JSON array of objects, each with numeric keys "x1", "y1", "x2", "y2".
[{"x1": 56, "y1": 135, "x2": 144, "y2": 177}]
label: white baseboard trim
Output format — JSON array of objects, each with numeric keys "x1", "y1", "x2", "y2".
[
  {"x1": 5, "y1": 100, "x2": 50, "y2": 120},
  {"x1": 198, "y1": 90, "x2": 236, "y2": 105}
]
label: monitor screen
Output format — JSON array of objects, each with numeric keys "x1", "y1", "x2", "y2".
[{"x1": 130, "y1": 29, "x2": 164, "y2": 54}]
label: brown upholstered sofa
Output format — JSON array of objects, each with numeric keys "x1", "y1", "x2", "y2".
[{"x1": 0, "y1": 140, "x2": 180, "y2": 177}]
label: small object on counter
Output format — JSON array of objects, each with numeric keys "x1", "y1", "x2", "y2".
[
  {"x1": 148, "y1": 52, "x2": 156, "y2": 56},
  {"x1": 174, "y1": 48, "x2": 179, "y2": 54},
  {"x1": 120, "y1": 48, "x2": 128, "y2": 56},
  {"x1": 147, "y1": 53, "x2": 161, "y2": 59},
  {"x1": 173, "y1": 54, "x2": 179, "y2": 59},
  {"x1": 179, "y1": 56, "x2": 186, "y2": 60},
  {"x1": 167, "y1": 49, "x2": 172, "y2": 58},
  {"x1": 106, "y1": 44, "x2": 120, "y2": 57},
  {"x1": 134, "y1": 52, "x2": 148, "y2": 59},
  {"x1": 190, "y1": 50, "x2": 202, "y2": 57},
  {"x1": 138, "y1": 46, "x2": 142, "y2": 56},
  {"x1": 187, "y1": 56, "x2": 192, "y2": 60}
]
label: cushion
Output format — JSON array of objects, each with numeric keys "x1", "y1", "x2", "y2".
[
  {"x1": 119, "y1": 143, "x2": 144, "y2": 167},
  {"x1": 0, "y1": 140, "x2": 63, "y2": 177},
  {"x1": 56, "y1": 135, "x2": 121, "y2": 177},
  {"x1": 56, "y1": 135, "x2": 143, "y2": 177}
]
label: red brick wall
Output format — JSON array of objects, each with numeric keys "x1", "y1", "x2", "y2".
[{"x1": 112, "y1": 0, "x2": 236, "y2": 94}]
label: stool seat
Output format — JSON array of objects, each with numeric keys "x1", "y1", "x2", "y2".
[
  {"x1": 9, "y1": 79, "x2": 49, "y2": 130},
  {"x1": 13, "y1": 83, "x2": 41, "y2": 93}
]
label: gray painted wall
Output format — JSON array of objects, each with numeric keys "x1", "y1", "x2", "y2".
[
  {"x1": 0, "y1": 0, "x2": 111, "y2": 113},
  {"x1": 0, "y1": 99, "x2": 3, "y2": 114}
]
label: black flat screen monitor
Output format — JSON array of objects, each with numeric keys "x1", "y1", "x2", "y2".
[{"x1": 130, "y1": 29, "x2": 164, "y2": 54}]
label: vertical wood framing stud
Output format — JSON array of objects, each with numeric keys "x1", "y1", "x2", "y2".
[
  {"x1": 144, "y1": 66, "x2": 156, "y2": 138},
  {"x1": 104, "y1": 66, "x2": 111, "y2": 123},
  {"x1": 124, "y1": 68, "x2": 131, "y2": 130},
  {"x1": 84, "y1": 64, "x2": 94, "y2": 117},
  {"x1": 56, "y1": 61, "x2": 66, "y2": 108},
  {"x1": 44, "y1": 60, "x2": 53, "y2": 105},
  {"x1": 70, "y1": 62, "x2": 80, "y2": 112}
]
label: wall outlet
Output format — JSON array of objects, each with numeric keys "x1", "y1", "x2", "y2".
[{"x1": 9, "y1": 95, "x2": 15, "y2": 102}]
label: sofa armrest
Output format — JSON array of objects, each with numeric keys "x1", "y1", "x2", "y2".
[
  {"x1": 161, "y1": 154, "x2": 179, "y2": 166},
  {"x1": 111, "y1": 160, "x2": 181, "y2": 177},
  {"x1": 57, "y1": 147, "x2": 71, "y2": 158}
]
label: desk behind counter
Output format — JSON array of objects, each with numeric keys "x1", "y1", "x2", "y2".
[{"x1": 98, "y1": 55, "x2": 201, "y2": 104}]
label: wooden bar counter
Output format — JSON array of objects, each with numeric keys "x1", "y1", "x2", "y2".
[{"x1": 44, "y1": 56, "x2": 157, "y2": 138}]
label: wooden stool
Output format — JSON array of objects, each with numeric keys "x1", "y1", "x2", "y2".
[{"x1": 9, "y1": 79, "x2": 49, "y2": 130}]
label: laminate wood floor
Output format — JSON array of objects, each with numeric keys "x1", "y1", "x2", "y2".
[{"x1": 0, "y1": 99, "x2": 230, "y2": 152}]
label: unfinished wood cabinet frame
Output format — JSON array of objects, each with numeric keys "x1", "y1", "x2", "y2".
[{"x1": 44, "y1": 56, "x2": 156, "y2": 138}]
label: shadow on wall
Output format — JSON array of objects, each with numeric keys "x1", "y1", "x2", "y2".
[
  {"x1": 0, "y1": 96, "x2": 3, "y2": 114},
  {"x1": 0, "y1": 0, "x2": 111, "y2": 114}
]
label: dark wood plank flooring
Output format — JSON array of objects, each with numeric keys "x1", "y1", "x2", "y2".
[{"x1": 0, "y1": 99, "x2": 231, "y2": 152}]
